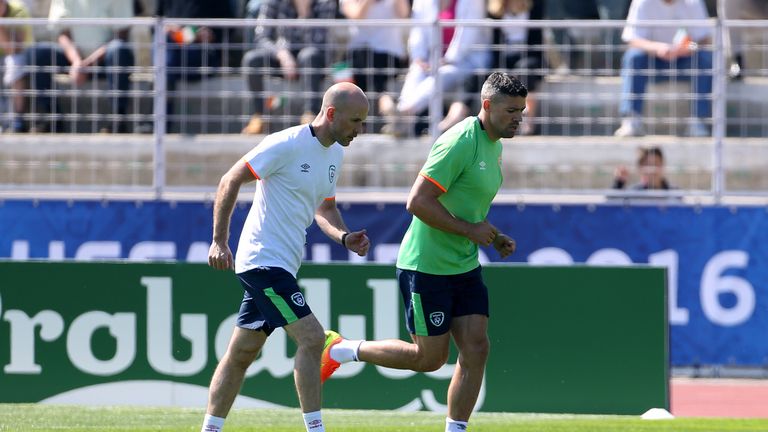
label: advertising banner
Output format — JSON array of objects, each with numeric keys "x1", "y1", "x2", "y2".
[
  {"x1": 0, "y1": 262, "x2": 667, "y2": 414},
  {"x1": 1, "y1": 199, "x2": 766, "y2": 366}
]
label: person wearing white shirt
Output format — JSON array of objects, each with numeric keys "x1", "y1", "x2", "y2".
[
  {"x1": 25, "y1": 0, "x2": 135, "y2": 133},
  {"x1": 614, "y1": 0, "x2": 713, "y2": 138},
  {"x1": 384, "y1": 0, "x2": 491, "y2": 137},
  {"x1": 202, "y1": 82, "x2": 371, "y2": 432}
]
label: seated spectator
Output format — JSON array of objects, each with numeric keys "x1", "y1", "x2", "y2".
[
  {"x1": 156, "y1": 0, "x2": 234, "y2": 134},
  {"x1": 439, "y1": 0, "x2": 546, "y2": 135},
  {"x1": 340, "y1": 0, "x2": 410, "y2": 132},
  {"x1": 613, "y1": 145, "x2": 672, "y2": 190},
  {"x1": 25, "y1": 0, "x2": 135, "y2": 133},
  {"x1": 383, "y1": 0, "x2": 491, "y2": 137},
  {"x1": 721, "y1": 0, "x2": 768, "y2": 80},
  {"x1": 241, "y1": 0, "x2": 337, "y2": 135},
  {"x1": 0, "y1": 0, "x2": 33, "y2": 133},
  {"x1": 614, "y1": 0, "x2": 712, "y2": 138}
]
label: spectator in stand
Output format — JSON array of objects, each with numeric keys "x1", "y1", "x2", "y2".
[
  {"x1": 0, "y1": 0, "x2": 33, "y2": 133},
  {"x1": 614, "y1": 0, "x2": 712, "y2": 138},
  {"x1": 25, "y1": 0, "x2": 135, "y2": 133},
  {"x1": 241, "y1": 0, "x2": 338, "y2": 135},
  {"x1": 613, "y1": 145, "x2": 673, "y2": 190},
  {"x1": 340, "y1": 0, "x2": 410, "y2": 132},
  {"x1": 721, "y1": 0, "x2": 768, "y2": 81},
  {"x1": 383, "y1": 0, "x2": 491, "y2": 137},
  {"x1": 439, "y1": 0, "x2": 546, "y2": 135},
  {"x1": 155, "y1": 0, "x2": 234, "y2": 133}
]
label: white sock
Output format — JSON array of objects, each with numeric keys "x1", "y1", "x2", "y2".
[
  {"x1": 445, "y1": 417, "x2": 468, "y2": 432},
  {"x1": 329, "y1": 339, "x2": 363, "y2": 363},
  {"x1": 303, "y1": 410, "x2": 325, "y2": 431},
  {"x1": 201, "y1": 414, "x2": 225, "y2": 432}
]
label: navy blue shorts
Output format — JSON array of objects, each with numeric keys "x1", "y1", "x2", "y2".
[
  {"x1": 235, "y1": 266, "x2": 312, "y2": 335},
  {"x1": 397, "y1": 266, "x2": 489, "y2": 337}
]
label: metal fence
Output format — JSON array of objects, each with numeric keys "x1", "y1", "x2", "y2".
[{"x1": 0, "y1": 17, "x2": 766, "y2": 201}]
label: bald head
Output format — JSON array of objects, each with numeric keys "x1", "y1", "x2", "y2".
[
  {"x1": 312, "y1": 82, "x2": 369, "y2": 147},
  {"x1": 321, "y1": 82, "x2": 368, "y2": 112}
]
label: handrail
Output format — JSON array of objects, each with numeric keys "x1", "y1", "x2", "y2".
[{"x1": 0, "y1": 17, "x2": 764, "y2": 201}]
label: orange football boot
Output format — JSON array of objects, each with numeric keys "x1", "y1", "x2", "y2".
[{"x1": 320, "y1": 330, "x2": 343, "y2": 383}]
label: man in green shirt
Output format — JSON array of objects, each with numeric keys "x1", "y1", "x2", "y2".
[{"x1": 322, "y1": 72, "x2": 525, "y2": 432}]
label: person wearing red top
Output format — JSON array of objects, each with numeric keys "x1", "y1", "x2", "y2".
[{"x1": 383, "y1": 0, "x2": 491, "y2": 137}]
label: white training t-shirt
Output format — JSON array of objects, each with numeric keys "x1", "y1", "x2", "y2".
[
  {"x1": 622, "y1": 0, "x2": 710, "y2": 45},
  {"x1": 235, "y1": 125, "x2": 343, "y2": 277}
]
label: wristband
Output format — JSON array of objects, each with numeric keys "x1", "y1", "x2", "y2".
[{"x1": 341, "y1": 232, "x2": 349, "y2": 248}]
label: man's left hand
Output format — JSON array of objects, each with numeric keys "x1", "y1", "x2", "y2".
[
  {"x1": 493, "y1": 233, "x2": 516, "y2": 259},
  {"x1": 344, "y1": 229, "x2": 370, "y2": 257}
]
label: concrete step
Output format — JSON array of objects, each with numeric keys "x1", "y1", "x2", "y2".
[
  {"x1": 536, "y1": 75, "x2": 768, "y2": 138},
  {"x1": 0, "y1": 133, "x2": 766, "y2": 192}
]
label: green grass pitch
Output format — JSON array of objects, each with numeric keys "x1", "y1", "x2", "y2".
[{"x1": 1, "y1": 405, "x2": 767, "y2": 431}]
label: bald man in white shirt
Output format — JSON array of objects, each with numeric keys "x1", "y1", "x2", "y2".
[{"x1": 201, "y1": 82, "x2": 371, "y2": 432}]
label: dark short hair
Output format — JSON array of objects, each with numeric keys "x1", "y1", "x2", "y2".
[
  {"x1": 481, "y1": 72, "x2": 528, "y2": 101},
  {"x1": 637, "y1": 146, "x2": 664, "y2": 166}
]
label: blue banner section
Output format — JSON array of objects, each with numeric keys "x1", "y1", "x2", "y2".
[{"x1": 1, "y1": 199, "x2": 766, "y2": 366}]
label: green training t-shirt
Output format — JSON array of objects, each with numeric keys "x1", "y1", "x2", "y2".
[{"x1": 396, "y1": 117, "x2": 503, "y2": 275}]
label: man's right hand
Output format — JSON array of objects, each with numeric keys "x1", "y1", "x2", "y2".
[
  {"x1": 208, "y1": 241, "x2": 234, "y2": 270},
  {"x1": 467, "y1": 221, "x2": 497, "y2": 247}
]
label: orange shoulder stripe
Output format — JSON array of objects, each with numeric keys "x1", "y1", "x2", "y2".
[
  {"x1": 244, "y1": 159, "x2": 260, "y2": 180},
  {"x1": 420, "y1": 172, "x2": 447, "y2": 193}
]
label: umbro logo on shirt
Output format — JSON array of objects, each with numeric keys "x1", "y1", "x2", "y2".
[
  {"x1": 479, "y1": 161, "x2": 487, "y2": 170},
  {"x1": 300, "y1": 163, "x2": 310, "y2": 173}
]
